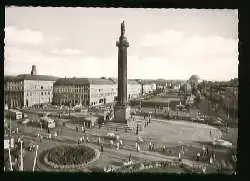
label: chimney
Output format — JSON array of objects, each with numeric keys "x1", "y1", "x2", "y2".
[{"x1": 31, "y1": 65, "x2": 37, "y2": 76}]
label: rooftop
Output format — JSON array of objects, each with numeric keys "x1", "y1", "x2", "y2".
[{"x1": 4, "y1": 74, "x2": 59, "y2": 82}]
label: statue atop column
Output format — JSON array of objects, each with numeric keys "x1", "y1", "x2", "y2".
[{"x1": 121, "y1": 21, "x2": 125, "y2": 36}]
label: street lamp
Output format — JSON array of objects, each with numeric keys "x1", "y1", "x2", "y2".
[{"x1": 32, "y1": 145, "x2": 39, "y2": 172}]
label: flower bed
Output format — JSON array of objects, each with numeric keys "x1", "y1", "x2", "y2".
[
  {"x1": 114, "y1": 160, "x2": 192, "y2": 173},
  {"x1": 43, "y1": 145, "x2": 96, "y2": 169}
]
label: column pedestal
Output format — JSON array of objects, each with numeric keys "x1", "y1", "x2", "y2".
[{"x1": 114, "y1": 104, "x2": 130, "y2": 124}]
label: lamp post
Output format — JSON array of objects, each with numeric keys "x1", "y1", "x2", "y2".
[
  {"x1": 20, "y1": 140, "x2": 23, "y2": 171},
  {"x1": 8, "y1": 106, "x2": 13, "y2": 171},
  {"x1": 32, "y1": 145, "x2": 39, "y2": 172}
]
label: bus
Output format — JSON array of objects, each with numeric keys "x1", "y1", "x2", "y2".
[
  {"x1": 40, "y1": 117, "x2": 56, "y2": 129},
  {"x1": 5, "y1": 109, "x2": 22, "y2": 120}
]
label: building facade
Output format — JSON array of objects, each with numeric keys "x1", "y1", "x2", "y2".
[
  {"x1": 127, "y1": 80, "x2": 142, "y2": 100},
  {"x1": 52, "y1": 78, "x2": 90, "y2": 106},
  {"x1": 4, "y1": 65, "x2": 58, "y2": 108},
  {"x1": 53, "y1": 77, "x2": 117, "y2": 107},
  {"x1": 89, "y1": 78, "x2": 116, "y2": 106}
]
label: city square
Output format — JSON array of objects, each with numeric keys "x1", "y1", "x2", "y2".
[{"x1": 4, "y1": 8, "x2": 238, "y2": 174}]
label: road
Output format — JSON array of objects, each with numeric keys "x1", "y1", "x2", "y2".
[{"x1": 5, "y1": 108, "x2": 236, "y2": 173}]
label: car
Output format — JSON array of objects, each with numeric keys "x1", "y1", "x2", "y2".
[
  {"x1": 212, "y1": 139, "x2": 232, "y2": 148},
  {"x1": 22, "y1": 118, "x2": 30, "y2": 124}
]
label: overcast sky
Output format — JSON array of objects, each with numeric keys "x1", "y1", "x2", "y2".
[{"x1": 5, "y1": 7, "x2": 238, "y2": 81}]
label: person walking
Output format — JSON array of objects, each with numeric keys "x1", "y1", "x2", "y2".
[
  {"x1": 149, "y1": 142, "x2": 152, "y2": 151},
  {"x1": 100, "y1": 143, "x2": 104, "y2": 153},
  {"x1": 197, "y1": 152, "x2": 201, "y2": 161}
]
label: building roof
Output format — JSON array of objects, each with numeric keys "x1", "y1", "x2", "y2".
[
  {"x1": 4, "y1": 74, "x2": 59, "y2": 82},
  {"x1": 136, "y1": 79, "x2": 156, "y2": 84},
  {"x1": 189, "y1": 74, "x2": 200, "y2": 81},
  {"x1": 54, "y1": 78, "x2": 89, "y2": 85},
  {"x1": 108, "y1": 78, "x2": 118, "y2": 84},
  {"x1": 108, "y1": 78, "x2": 140, "y2": 85},
  {"x1": 88, "y1": 78, "x2": 114, "y2": 85},
  {"x1": 128, "y1": 79, "x2": 140, "y2": 85}
]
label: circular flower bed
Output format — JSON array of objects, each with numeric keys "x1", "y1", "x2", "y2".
[{"x1": 43, "y1": 145, "x2": 96, "y2": 170}]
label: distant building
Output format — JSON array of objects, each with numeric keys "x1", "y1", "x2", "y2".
[
  {"x1": 109, "y1": 78, "x2": 142, "y2": 100},
  {"x1": 155, "y1": 79, "x2": 167, "y2": 90},
  {"x1": 137, "y1": 79, "x2": 156, "y2": 95},
  {"x1": 189, "y1": 74, "x2": 201, "y2": 88},
  {"x1": 180, "y1": 82, "x2": 192, "y2": 95},
  {"x1": 127, "y1": 80, "x2": 142, "y2": 99},
  {"x1": 4, "y1": 65, "x2": 58, "y2": 108}
]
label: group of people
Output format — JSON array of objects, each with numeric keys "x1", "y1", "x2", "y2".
[
  {"x1": 195, "y1": 145, "x2": 216, "y2": 165},
  {"x1": 78, "y1": 135, "x2": 90, "y2": 144},
  {"x1": 75, "y1": 126, "x2": 86, "y2": 133},
  {"x1": 110, "y1": 138, "x2": 123, "y2": 150}
]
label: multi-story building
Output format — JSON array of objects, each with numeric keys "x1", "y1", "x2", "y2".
[
  {"x1": 53, "y1": 77, "x2": 116, "y2": 107},
  {"x1": 89, "y1": 78, "x2": 116, "y2": 106},
  {"x1": 4, "y1": 65, "x2": 58, "y2": 108},
  {"x1": 137, "y1": 79, "x2": 156, "y2": 95},
  {"x1": 52, "y1": 78, "x2": 90, "y2": 106}
]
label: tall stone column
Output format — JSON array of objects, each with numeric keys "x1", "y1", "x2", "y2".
[{"x1": 114, "y1": 21, "x2": 130, "y2": 123}]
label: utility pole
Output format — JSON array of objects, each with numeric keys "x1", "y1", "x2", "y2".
[
  {"x1": 20, "y1": 140, "x2": 23, "y2": 171},
  {"x1": 9, "y1": 108, "x2": 13, "y2": 171},
  {"x1": 32, "y1": 145, "x2": 39, "y2": 172}
]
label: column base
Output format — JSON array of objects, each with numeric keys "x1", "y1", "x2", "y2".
[{"x1": 113, "y1": 104, "x2": 130, "y2": 124}]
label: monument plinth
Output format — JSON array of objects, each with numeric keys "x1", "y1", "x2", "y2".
[{"x1": 113, "y1": 21, "x2": 130, "y2": 124}]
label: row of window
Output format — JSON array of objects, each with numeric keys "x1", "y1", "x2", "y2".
[
  {"x1": 6, "y1": 81, "x2": 23, "y2": 86},
  {"x1": 26, "y1": 91, "x2": 51, "y2": 96},
  {"x1": 5, "y1": 86, "x2": 23, "y2": 91},
  {"x1": 54, "y1": 88, "x2": 89, "y2": 93},
  {"x1": 23, "y1": 85, "x2": 53, "y2": 90},
  {"x1": 90, "y1": 92, "x2": 117, "y2": 98}
]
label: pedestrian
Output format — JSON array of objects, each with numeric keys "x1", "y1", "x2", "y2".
[
  {"x1": 163, "y1": 145, "x2": 166, "y2": 152},
  {"x1": 209, "y1": 155, "x2": 213, "y2": 164},
  {"x1": 86, "y1": 136, "x2": 89, "y2": 143},
  {"x1": 110, "y1": 140, "x2": 114, "y2": 148},
  {"x1": 197, "y1": 152, "x2": 200, "y2": 161},
  {"x1": 206, "y1": 147, "x2": 209, "y2": 156},
  {"x1": 119, "y1": 139, "x2": 123, "y2": 147},
  {"x1": 98, "y1": 137, "x2": 101, "y2": 145},
  {"x1": 202, "y1": 145, "x2": 206, "y2": 156},
  {"x1": 101, "y1": 143, "x2": 104, "y2": 153},
  {"x1": 80, "y1": 137, "x2": 83, "y2": 143},
  {"x1": 149, "y1": 142, "x2": 152, "y2": 151},
  {"x1": 137, "y1": 144, "x2": 140, "y2": 152},
  {"x1": 178, "y1": 151, "x2": 182, "y2": 161},
  {"x1": 152, "y1": 144, "x2": 155, "y2": 152},
  {"x1": 116, "y1": 142, "x2": 120, "y2": 150},
  {"x1": 213, "y1": 152, "x2": 216, "y2": 161}
]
